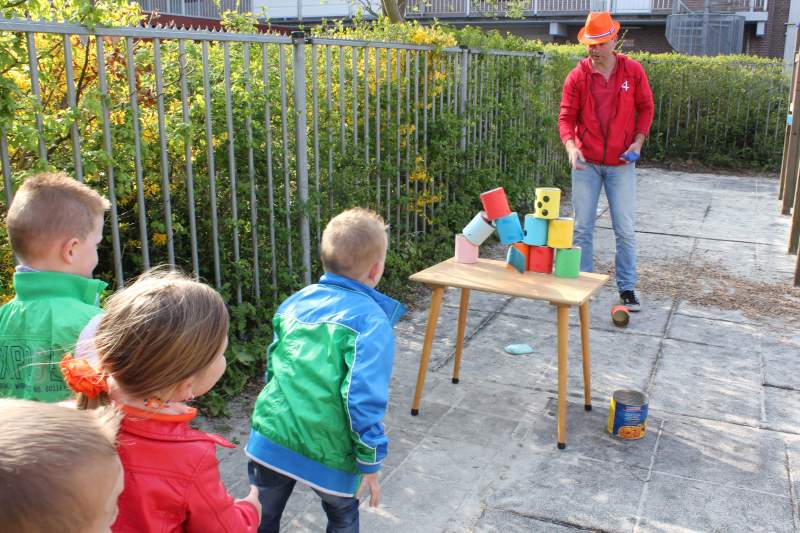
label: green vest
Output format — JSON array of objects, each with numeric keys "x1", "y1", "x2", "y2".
[{"x1": 0, "y1": 271, "x2": 106, "y2": 402}]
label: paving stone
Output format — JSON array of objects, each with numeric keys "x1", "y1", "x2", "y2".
[
  {"x1": 636, "y1": 474, "x2": 795, "y2": 533},
  {"x1": 648, "y1": 339, "x2": 762, "y2": 426},
  {"x1": 762, "y1": 335, "x2": 800, "y2": 390},
  {"x1": 469, "y1": 510, "x2": 593, "y2": 532},
  {"x1": 675, "y1": 300, "x2": 758, "y2": 325},
  {"x1": 515, "y1": 399, "x2": 661, "y2": 469},
  {"x1": 396, "y1": 307, "x2": 494, "y2": 369},
  {"x1": 763, "y1": 386, "x2": 800, "y2": 434},
  {"x1": 652, "y1": 417, "x2": 789, "y2": 495},
  {"x1": 487, "y1": 452, "x2": 643, "y2": 532},
  {"x1": 666, "y1": 313, "x2": 764, "y2": 350}
]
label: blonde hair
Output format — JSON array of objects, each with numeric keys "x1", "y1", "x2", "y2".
[
  {"x1": 6, "y1": 171, "x2": 110, "y2": 262},
  {"x1": 0, "y1": 399, "x2": 120, "y2": 533},
  {"x1": 320, "y1": 208, "x2": 388, "y2": 279},
  {"x1": 78, "y1": 269, "x2": 229, "y2": 409}
]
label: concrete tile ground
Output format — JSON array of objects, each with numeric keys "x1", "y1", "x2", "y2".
[{"x1": 197, "y1": 168, "x2": 800, "y2": 532}]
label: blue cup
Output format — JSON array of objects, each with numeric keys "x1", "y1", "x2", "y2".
[
  {"x1": 462, "y1": 211, "x2": 495, "y2": 246},
  {"x1": 495, "y1": 212, "x2": 523, "y2": 245},
  {"x1": 523, "y1": 214, "x2": 548, "y2": 246}
]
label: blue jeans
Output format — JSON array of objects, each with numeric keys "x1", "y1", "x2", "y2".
[
  {"x1": 248, "y1": 460, "x2": 360, "y2": 533},
  {"x1": 571, "y1": 162, "x2": 637, "y2": 292}
]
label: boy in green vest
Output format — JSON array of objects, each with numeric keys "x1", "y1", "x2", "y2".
[
  {"x1": 247, "y1": 208, "x2": 405, "y2": 533},
  {"x1": 0, "y1": 172, "x2": 109, "y2": 402}
]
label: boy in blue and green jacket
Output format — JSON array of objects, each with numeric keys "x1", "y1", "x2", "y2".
[
  {"x1": 247, "y1": 207, "x2": 405, "y2": 533},
  {"x1": 0, "y1": 172, "x2": 109, "y2": 402}
]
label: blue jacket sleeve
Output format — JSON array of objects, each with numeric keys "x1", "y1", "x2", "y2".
[{"x1": 343, "y1": 317, "x2": 395, "y2": 473}]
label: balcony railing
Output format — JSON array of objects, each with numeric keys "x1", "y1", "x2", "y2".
[
  {"x1": 133, "y1": 0, "x2": 253, "y2": 19},
  {"x1": 405, "y1": 0, "x2": 766, "y2": 18}
]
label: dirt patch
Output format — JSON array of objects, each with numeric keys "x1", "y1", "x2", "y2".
[{"x1": 599, "y1": 259, "x2": 800, "y2": 321}]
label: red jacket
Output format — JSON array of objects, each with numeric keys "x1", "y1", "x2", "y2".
[
  {"x1": 558, "y1": 54, "x2": 654, "y2": 166},
  {"x1": 112, "y1": 406, "x2": 259, "y2": 533}
]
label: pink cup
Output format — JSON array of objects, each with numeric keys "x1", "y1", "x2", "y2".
[{"x1": 455, "y1": 234, "x2": 479, "y2": 263}]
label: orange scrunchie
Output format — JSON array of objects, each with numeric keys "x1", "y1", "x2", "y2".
[{"x1": 60, "y1": 354, "x2": 108, "y2": 399}]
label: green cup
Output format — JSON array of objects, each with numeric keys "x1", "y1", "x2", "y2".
[{"x1": 554, "y1": 247, "x2": 581, "y2": 278}]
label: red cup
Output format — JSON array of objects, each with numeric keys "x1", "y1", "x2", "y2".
[
  {"x1": 528, "y1": 245, "x2": 554, "y2": 273},
  {"x1": 480, "y1": 187, "x2": 511, "y2": 221}
]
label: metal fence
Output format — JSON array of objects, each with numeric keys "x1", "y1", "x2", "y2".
[
  {"x1": 0, "y1": 18, "x2": 556, "y2": 305},
  {"x1": 133, "y1": 0, "x2": 253, "y2": 18}
]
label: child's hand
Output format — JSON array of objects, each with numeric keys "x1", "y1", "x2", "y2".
[
  {"x1": 238, "y1": 484, "x2": 262, "y2": 521},
  {"x1": 357, "y1": 472, "x2": 381, "y2": 507}
]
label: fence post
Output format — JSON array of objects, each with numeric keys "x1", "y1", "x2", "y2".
[
  {"x1": 780, "y1": 36, "x2": 800, "y2": 202},
  {"x1": 459, "y1": 46, "x2": 469, "y2": 151},
  {"x1": 782, "y1": 45, "x2": 800, "y2": 216},
  {"x1": 293, "y1": 31, "x2": 312, "y2": 286}
]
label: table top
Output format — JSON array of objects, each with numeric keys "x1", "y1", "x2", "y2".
[{"x1": 409, "y1": 258, "x2": 609, "y2": 306}]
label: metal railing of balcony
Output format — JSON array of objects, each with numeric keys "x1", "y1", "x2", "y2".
[
  {"x1": 133, "y1": 0, "x2": 253, "y2": 19},
  {"x1": 405, "y1": 0, "x2": 679, "y2": 17}
]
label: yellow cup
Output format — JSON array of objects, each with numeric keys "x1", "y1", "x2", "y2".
[{"x1": 547, "y1": 217, "x2": 574, "y2": 249}]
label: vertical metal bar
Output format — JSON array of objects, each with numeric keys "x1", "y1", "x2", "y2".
[
  {"x1": 459, "y1": 46, "x2": 469, "y2": 151},
  {"x1": 26, "y1": 33, "x2": 47, "y2": 164},
  {"x1": 337, "y1": 46, "x2": 345, "y2": 156},
  {"x1": 279, "y1": 45, "x2": 293, "y2": 274},
  {"x1": 153, "y1": 39, "x2": 176, "y2": 267},
  {"x1": 178, "y1": 40, "x2": 200, "y2": 280},
  {"x1": 124, "y1": 37, "x2": 150, "y2": 270},
  {"x1": 352, "y1": 46, "x2": 358, "y2": 149},
  {"x1": 1, "y1": 128, "x2": 13, "y2": 211},
  {"x1": 405, "y1": 50, "x2": 411, "y2": 239},
  {"x1": 326, "y1": 46, "x2": 334, "y2": 212},
  {"x1": 312, "y1": 43, "x2": 321, "y2": 249},
  {"x1": 63, "y1": 36, "x2": 83, "y2": 181},
  {"x1": 414, "y1": 50, "x2": 420, "y2": 237},
  {"x1": 422, "y1": 50, "x2": 428, "y2": 233},
  {"x1": 262, "y1": 44, "x2": 278, "y2": 299},
  {"x1": 292, "y1": 32, "x2": 311, "y2": 286},
  {"x1": 376, "y1": 48, "x2": 382, "y2": 208},
  {"x1": 385, "y1": 48, "x2": 391, "y2": 221},
  {"x1": 202, "y1": 42, "x2": 222, "y2": 290},
  {"x1": 243, "y1": 43, "x2": 260, "y2": 299},
  {"x1": 364, "y1": 47, "x2": 370, "y2": 171},
  {"x1": 223, "y1": 42, "x2": 242, "y2": 304},
  {"x1": 395, "y1": 48, "x2": 401, "y2": 244},
  {"x1": 95, "y1": 37, "x2": 124, "y2": 287}
]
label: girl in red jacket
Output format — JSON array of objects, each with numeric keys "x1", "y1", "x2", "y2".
[{"x1": 63, "y1": 269, "x2": 261, "y2": 533}]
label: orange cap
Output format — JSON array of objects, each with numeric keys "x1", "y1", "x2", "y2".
[{"x1": 577, "y1": 12, "x2": 621, "y2": 45}]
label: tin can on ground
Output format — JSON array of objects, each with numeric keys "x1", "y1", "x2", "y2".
[
  {"x1": 611, "y1": 305, "x2": 630, "y2": 327},
  {"x1": 607, "y1": 390, "x2": 648, "y2": 440}
]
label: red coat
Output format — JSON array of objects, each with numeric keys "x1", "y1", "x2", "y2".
[
  {"x1": 112, "y1": 405, "x2": 259, "y2": 533},
  {"x1": 558, "y1": 54, "x2": 654, "y2": 166}
]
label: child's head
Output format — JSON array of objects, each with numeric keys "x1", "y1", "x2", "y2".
[
  {"x1": 320, "y1": 208, "x2": 388, "y2": 287},
  {"x1": 6, "y1": 171, "x2": 109, "y2": 277},
  {"x1": 76, "y1": 269, "x2": 229, "y2": 408},
  {"x1": 0, "y1": 399, "x2": 123, "y2": 533}
]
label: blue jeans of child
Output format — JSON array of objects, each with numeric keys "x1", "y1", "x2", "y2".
[
  {"x1": 248, "y1": 460, "x2": 360, "y2": 533},
  {"x1": 571, "y1": 162, "x2": 637, "y2": 292}
]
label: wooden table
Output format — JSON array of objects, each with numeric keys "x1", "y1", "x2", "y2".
[{"x1": 408, "y1": 257, "x2": 609, "y2": 449}]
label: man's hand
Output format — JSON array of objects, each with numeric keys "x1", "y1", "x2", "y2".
[
  {"x1": 565, "y1": 140, "x2": 586, "y2": 170},
  {"x1": 621, "y1": 136, "x2": 645, "y2": 162},
  {"x1": 357, "y1": 472, "x2": 381, "y2": 507}
]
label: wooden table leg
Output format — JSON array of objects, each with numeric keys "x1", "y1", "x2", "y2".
[
  {"x1": 411, "y1": 285, "x2": 445, "y2": 416},
  {"x1": 556, "y1": 304, "x2": 570, "y2": 450},
  {"x1": 452, "y1": 288, "x2": 470, "y2": 384},
  {"x1": 579, "y1": 301, "x2": 592, "y2": 412}
]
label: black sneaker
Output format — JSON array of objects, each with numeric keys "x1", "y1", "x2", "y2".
[{"x1": 619, "y1": 290, "x2": 641, "y2": 312}]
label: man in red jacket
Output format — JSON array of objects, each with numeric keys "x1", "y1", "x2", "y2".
[{"x1": 558, "y1": 11, "x2": 654, "y2": 311}]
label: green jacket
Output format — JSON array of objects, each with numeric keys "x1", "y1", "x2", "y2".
[
  {"x1": 0, "y1": 271, "x2": 106, "y2": 402},
  {"x1": 247, "y1": 273, "x2": 405, "y2": 497}
]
